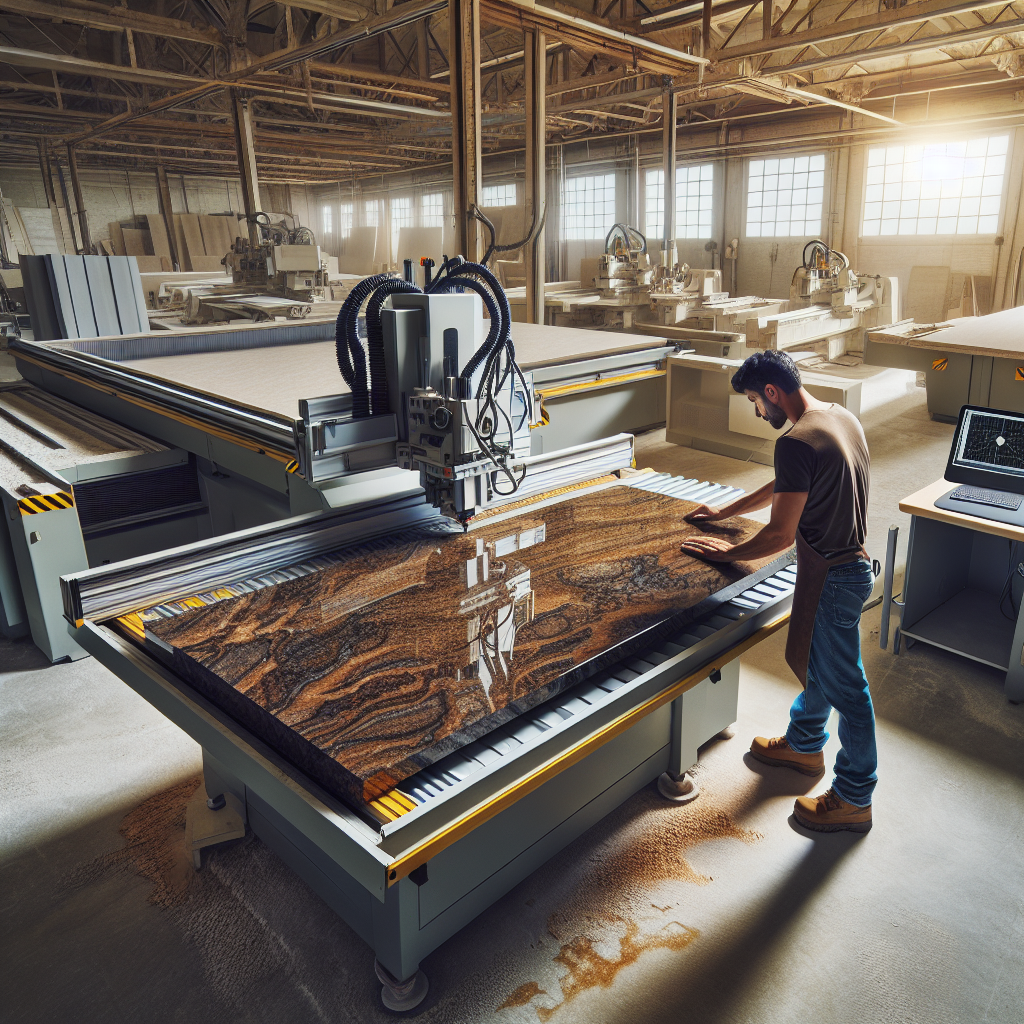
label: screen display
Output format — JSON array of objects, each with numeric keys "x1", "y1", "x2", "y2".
[{"x1": 953, "y1": 409, "x2": 1024, "y2": 479}]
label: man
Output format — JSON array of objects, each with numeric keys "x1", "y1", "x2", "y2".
[{"x1": 681, "y1": 350, "x2": 875, "y2": 834}]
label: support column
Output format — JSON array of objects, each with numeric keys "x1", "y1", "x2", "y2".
[
  {"x1": 65, "y1": 145, "x2": 90, "y2": 252},
  {"x1": 155, "y1": 164, "x2": 181, "y2": 270},
  {"x1": 524, "y1": 29, "x2": 546, "y2": 325},
  {"x1": 661, "y1": 88, "x2": 677, "y2": 256},
  {"x1": 449, "y1": 0, "x2": 482, "y2": 261},
  {"x1": 230, "y1": 89, "x2": 262, "y2": 246},
  {"x1": 702, "y1": 0, "x2": 712, "y2": 55},
  {"x1": 36, "y1": 138, "x2": 57, "y2": 210},
  {"x1": 416, "y1": 19, "x2": 429, "y2": 79},
  {"x1": 36, "y1": 139, "x2": 73, "y2": 254},
  {"x1": 763, "y1": 0, "x2": 772, "y2": 39}
]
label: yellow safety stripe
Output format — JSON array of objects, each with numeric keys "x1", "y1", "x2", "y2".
[
  {"x1": 116, "y1": 613, "x2": 146, "y2": 640},
  {"x1": 286, "y1": 459, "x2": 300, "y2": 474},
  {"x1": 18, "y1": 490, "x2": 75, "y2": 515},
  {"x1": 368, "y1": 789, "x2": 419, "y2": 823},
  {"x1": 535, "y1": 367, "x2": 665, "y2": 402}
]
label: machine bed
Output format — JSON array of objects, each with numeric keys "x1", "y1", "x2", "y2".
[{"x1": 62, "y1": 470, "x2": 793, "y2": 1002}]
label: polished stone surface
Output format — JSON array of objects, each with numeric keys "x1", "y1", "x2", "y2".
[{"x1": 145, "y1": 485, "x2": 765, "y2": 805}]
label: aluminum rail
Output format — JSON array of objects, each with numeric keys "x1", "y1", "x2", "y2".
[{"x1": 10, "y1": 337, "x2": 297, "y2": 462}]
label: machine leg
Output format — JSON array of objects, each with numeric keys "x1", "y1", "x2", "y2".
[
  {"x1": 657, "y1": 686, "x2": 704, "y2": 805},
  {"x1": 185, "y1": 782, "x2": 246, "y2": 869},
  {"x1": 375, "y1": 959, "x2": 429, "y2": 1013},
  {"x1": 657, "y1": 769, "x2": 701, "y2": 804}
]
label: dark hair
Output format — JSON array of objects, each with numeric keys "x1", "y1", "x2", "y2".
[{"x1": 731, "y1": 350, "x2": 802, "y2": 395}]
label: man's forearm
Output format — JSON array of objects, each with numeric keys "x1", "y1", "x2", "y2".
[
  {"x1": 719, "y1": 480, "x2": 776, "y2": 518},
  {"x1": 720, "y1": 524, "x2": 795, "y2": 562}
]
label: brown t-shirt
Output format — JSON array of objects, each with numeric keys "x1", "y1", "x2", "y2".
[{"x1": 774, "y1": 405, "x2": 869, "y2": 561}]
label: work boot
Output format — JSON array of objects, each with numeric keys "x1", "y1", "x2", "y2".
[
  {"x1": 749, "y1": 735, "x2": 825, "y2": 776},
  {"x1": 794, "y1": 788, "x2": 872, "y2": 833}
]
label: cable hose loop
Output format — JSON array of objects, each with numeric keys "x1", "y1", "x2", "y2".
[
  {"x1": 335, "y1": 273, "x2": 389, "y2": 395},
  {"x1": 365, "y1": 278, "x2": 422, "y2": 416}
]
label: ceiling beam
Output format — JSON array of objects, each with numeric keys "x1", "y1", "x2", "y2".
[
  {"x1": 272, "y1": 0, "x2": 368, "y2": 21},
  {"x1": 0, "y1": 44, "x2": 198, "y2": 86},
  {"x1": 730, "y1": 77, "x2": 904, "y2": 124},
  {"x1": 639, "y1": 0, "x2": 756, "y2": 32},
  {"x1": 0, "y1": 0, "x2": 224, "y2": 46},
  {"x1": 61, "y1": 0, "x2": 448, "y2": 144},
  {"x1": 772, "y1": 14, "x2": 1024, "y2": 75},
  {"x1": 308, "y1": 60, "x2": 451, "y2": 94},
  {"x1": 714, "y1": 0, "x2": 1014, "y2": 61},
  {"x1": 480, "y1": 0, "x2": 710, "y2": 74}
]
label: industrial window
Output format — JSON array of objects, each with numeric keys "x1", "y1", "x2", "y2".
[
  {"x1": 365, "y1": 200, "x2": 380, "y2": 227},
  {"x1": 676, "y1": 163, "x2": 714, "y2": 239},
  {"x1": 645, "y1": 169, "x2": 665, "y2": 239},
  {"x1": 391, "y1": 196, "x2": 413, "y2": 258},
  {"x1": 644, "y1": 164, "x2": 714, "y2": 240},
  {"x1": 746, "y1": 154, "x2": 825, "y2": 238},
  {"x1": 322, "y1": 205, "x2": 332, "y2": 235},
  {"x1": 861, "y1": 135, "x2": 1009, "y2": 237},
  {"x1": 339, "y1": 202, "x2": 353, "y2": 238},
  {"x1": 481, "y1": 183, "x2": 517, "y2": 207},
  {"x1": 421, "y1": 193, "x2": 444, "y2": 227},
  {"x1": 563, "y1": 173, "x2": 617, "y2": 241}
]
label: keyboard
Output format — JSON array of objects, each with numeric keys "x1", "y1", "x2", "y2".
[{"x1": 948, "y1": 485, "x2": 1023, "y2": 510}]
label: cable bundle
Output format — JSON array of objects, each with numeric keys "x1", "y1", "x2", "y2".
[{"x1": 333, "y1": 258, "x2": 533, "y2": 496}]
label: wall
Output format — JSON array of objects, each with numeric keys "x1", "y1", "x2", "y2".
[
  {"x1": 0, "y1": 164, "x2": 314, "y2": 252},
  {"x1": 4, "y1": 90, "x2": 1022, "y2": 308}
]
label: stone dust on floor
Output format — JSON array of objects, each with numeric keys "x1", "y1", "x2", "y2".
[{"x1": 2, "y1": 376, "x2": 1023, "y2": 1024}]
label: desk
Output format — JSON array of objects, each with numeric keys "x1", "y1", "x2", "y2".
[
  {"x1": 866, "y1": 308, "x2": 1024, "y2": 422},
  {"x1": 898, "y1": 478, "x2": 1024, "y2": 702}
]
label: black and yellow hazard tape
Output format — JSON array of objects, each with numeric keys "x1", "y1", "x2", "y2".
[
  {"x1": 286, "y1": 459, "x2": 300, "y2": 474},
  {"x1": 18, "y1": 491, "x2": 75, "y2": 516},
  {"x1": 367, "y1": 789, "x2": 419, "y2": 824},
  {"x1": 1016, "y1": 367, "x2": 1024, "y2": 382},
  {"x1": 932, "y1": 358, "x2": 948, "y2": 371}
]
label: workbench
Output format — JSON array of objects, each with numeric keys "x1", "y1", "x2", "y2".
[
  {"x1": 895, "y1": 477, "x2": 1024, "y2": 702},
  {"x1": 664, "y1": 351, "x2": 868, "y2": 465},
  {"x1": 865, "y1": 308, "x2": 1024, "y2": 423}
]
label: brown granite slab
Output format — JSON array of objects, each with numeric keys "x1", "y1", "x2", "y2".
[{"x1": 144, "y1": 485, "x2": 767, "y2": 806}]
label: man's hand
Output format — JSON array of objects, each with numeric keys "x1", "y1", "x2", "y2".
[
  {"x1": 685, "y1": 504, "x2": 726, "y2": 523},
  {"x1": 680, "y1": 535, "x2": 736, "y2": 561}
]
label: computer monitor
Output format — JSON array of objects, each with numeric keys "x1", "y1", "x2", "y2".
[{"x1": 945, "y1": 405, "x2": 1024, "y2": 495}]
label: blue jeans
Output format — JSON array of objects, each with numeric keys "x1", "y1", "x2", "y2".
[{"x1": 786, "y1": 559, "x2": 877, "y2": 807}]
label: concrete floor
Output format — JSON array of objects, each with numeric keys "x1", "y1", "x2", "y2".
[{"x1": 3, "y1": 371, "x2": 1023, "y2": 1023}]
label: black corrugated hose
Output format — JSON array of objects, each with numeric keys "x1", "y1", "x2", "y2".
[{"x1": 365, "y1": 278, "x2": 422, "y2": 415}]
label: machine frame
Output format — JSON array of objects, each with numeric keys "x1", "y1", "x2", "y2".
[{"x1": 62, "y1": 471, "x2": 794, "y2": 1006}]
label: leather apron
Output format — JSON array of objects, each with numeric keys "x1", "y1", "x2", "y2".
[
  {"x1": 785, "y1": 532, "x2": 831, "y2": 689},
  {"x1": 785, "y1": 532, "x2": 869, "y2": 688}
]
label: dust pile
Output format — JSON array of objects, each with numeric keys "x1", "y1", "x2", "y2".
[
  {"x1": 62, "y1": 776, "x2": 352, "y2": 1022},
  {"x1": 498, "y1": 781, "x2": 761, "y2": 1019},
  {"x1": 535, "y1": 919, "x2": 699, "y2": 1022},
  {"x1": 64, "y1": 775, "x2": 201, "y2": 908},
  {"x1": 498, "y1": 981, "x2": 548, "y2": 1010}
]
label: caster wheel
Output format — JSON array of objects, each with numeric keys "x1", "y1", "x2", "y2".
[
  {"x1": 657, "y1": 771, "x2": 700, "y2": 804},
  {"x1": 375, "y1": 960, "x2": 429, "y2": 1013}
]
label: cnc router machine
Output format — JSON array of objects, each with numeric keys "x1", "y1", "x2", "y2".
[{"x1": 54, "y1": 260, "x2": 794, "y2": 1012}]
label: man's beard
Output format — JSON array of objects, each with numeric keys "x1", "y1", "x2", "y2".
[{"x1": 761, "y1": 395, "x2": 788, "y2": 429}]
